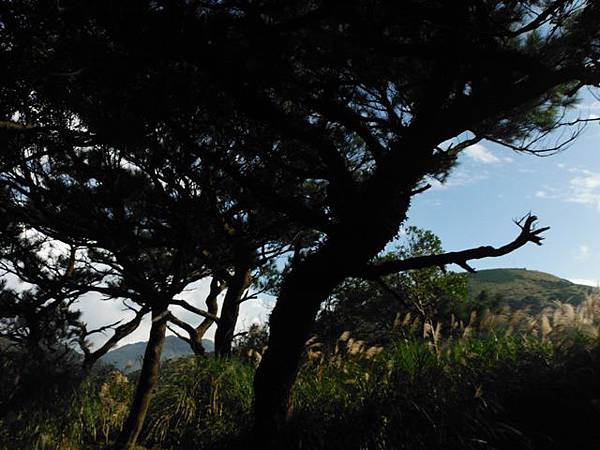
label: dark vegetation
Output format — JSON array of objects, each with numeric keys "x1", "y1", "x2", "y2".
[
  {"x1": 2, "y1": 288, "x2": 600, "y2": 450},
  {"x1": 1, "y1": 1, "x2": 599, "y2": 449}
]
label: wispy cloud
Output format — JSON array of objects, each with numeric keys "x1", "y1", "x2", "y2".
[
  {"x1": 566, "y1": 169, "x2": 600, "y2": 209},
  {"x1": 464, "y1": 144, "x2": 500, "y2": 163},
  {"x1": 463, "y1": 143, "x2": 513, "y2": 164},
  {"x1": 575, "y1": 244, "x2": 591, "y2": 262},
  {"x1": 567, "y1": 278, "x2": 600, "y2": 287},
  {"x1": 535, "y1": 190, "x2": 547, "y2": 198},
  {"x1": 429, "y1": 169, "x2": 489, "y2": 190},
  {"x1": 575, "y1": 100, "x2": 600, "y2": 112},
  {"x1": 535, "y1": 168, "x2": 600, "y2": 211}
]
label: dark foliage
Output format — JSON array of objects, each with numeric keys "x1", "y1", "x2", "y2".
[{"x1": 1, "y1": 1, "x2": 599, "y2": 445}]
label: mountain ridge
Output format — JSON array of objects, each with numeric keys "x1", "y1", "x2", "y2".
[{"x1": 100, "y1": 335, "x2": 213, "y2": 373}]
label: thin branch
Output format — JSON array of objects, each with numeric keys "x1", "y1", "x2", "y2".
[
  {"x1": 509, "y1": 0, "x2": 572, "y2": 37},
  {"x1": 83, "y1": 319, "x2": 124, "y2": 337},
  {"x1": 167, "y1": 324, "x2": 192, "y2": 345},
  {"x1": 171, "y1": 298, "x2": 220, "y2": 322},
  {"x1": 167, "y1": 314, "x2": 196, "y2": 341},
  {"x1": 80, "y1": 306, "x2": 149, "y2": 368}
]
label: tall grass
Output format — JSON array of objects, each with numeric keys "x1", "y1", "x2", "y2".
[
  {"x1": 144, "y1": 356, "x2": 254, "y2": 450},
  {"x1": 2, "y1": 295, "x2": 600, "y2": 449},
  {"x1": 0, "y1": 368, "x2": 132, "y2": 450}
]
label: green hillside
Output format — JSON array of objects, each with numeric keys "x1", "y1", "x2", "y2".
[
  {"x1": 100, "y1": 336, "x2": 214, "y2": 373},
  {"x1": 466, "y1": 268, "x2": 597, "y2": 312}
]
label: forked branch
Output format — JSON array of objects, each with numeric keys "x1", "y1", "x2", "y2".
[
  {"x1": 356, "y1": 214, "x2": 549, "y2": 279},
  {"x1": 171, "y1": 298, "x2": 220, "y2": 322},
  {"x1": 79, "y1": 305, "x2": 149, "y2": 370}
]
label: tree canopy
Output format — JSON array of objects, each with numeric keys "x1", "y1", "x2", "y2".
[{"x1": 1, "y1": 1, "x2": 599, "y2": 448}]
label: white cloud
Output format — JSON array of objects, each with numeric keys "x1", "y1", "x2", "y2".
[
  {"x1": 566, "y1": 169, "x2": 600, "y2": 209},
  {"x1": 76, "y1": 278, "x2": 274, "y2": 349},
  {"x1": 429, "y1": 169, "x2": 488, "y2": 191},
  {"x1": 576, "y1": 100, "x2": 600, "y2": 111},
  {"x1": 535, "y1": 168, "x2": 600, "y2": 211},
  {"x1": 463, "y1": 144, "x2": 501, "y2": 163}
]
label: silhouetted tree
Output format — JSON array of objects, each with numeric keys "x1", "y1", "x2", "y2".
[
  {"x1": 2, "y1": 1, "x2": 599, "y2": 447},
  {"x1": 0, "y1": 128, "x2": 301, "y2": 449},
  {"x1": 0, "y1": 222, "x2": 92, "y2": 411}
]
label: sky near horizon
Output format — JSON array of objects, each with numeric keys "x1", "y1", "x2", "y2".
[{"x1": 7, "y1": 92, "x2": 600, "y2": 350}]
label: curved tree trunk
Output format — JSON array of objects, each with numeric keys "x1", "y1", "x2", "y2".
[
  {"x1": 252, "y1": 190, "x2": 413, "y2": 447},
  {"x1": 114, "y1": 306, "x2": 168, "y2": 450},
  {"x1": 191, "y1": 277, "x2": 224, "y2": 355},
  {"x1": 252, "y1": 247, "x2": 345, "y2": 447},
  {"x1": 214, "y1": 253, "x2": 253, "y2": 356}
]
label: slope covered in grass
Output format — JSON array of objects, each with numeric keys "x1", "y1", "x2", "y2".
[{"x1": 466, "y1": 268, "x2": 596, "y2": 312}]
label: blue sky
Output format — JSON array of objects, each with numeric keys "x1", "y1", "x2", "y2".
[{"x1": 406, "y1": 91, "x2": 600, "y2": 285}]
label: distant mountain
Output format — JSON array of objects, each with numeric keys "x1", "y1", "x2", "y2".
[
  {"x1": 100, "y1": 336, "x2": 214, "y2": 373},
  {"x1": 466, "y1": 268, "x2": 597, "y2": 312}
]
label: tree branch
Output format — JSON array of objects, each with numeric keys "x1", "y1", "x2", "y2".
[
  {"x1": 167, "y1": 313, "x2": 197, "y2": 342},
  {"x1": 80, "y1": 306, "x2": 149, "y2": 369},
  {"x1": 166, "y1": 324, "x2": 192, "y2": 346},
  {"x1": 509, "y1": 0, "x2": 573, "y2": 37},
  {"x1": 171, "y1": 298, "x2": 220, "y2": 322},
  {"x1": 355, "y1": 214, "x2": 549, "y2": 279}
]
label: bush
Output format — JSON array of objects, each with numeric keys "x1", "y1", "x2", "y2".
[{"x1": 0, "y1": 367, "x2": 132, "y2": 450}]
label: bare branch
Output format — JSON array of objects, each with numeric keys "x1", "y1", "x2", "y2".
[
  {"x1": 167, "y1": 324, "x2": 192, "y2": 345},
  {"x1": 167, "y1": 313, "x2": 197, "y2": 341},
  {"x1": 80, "y1": 306, "x2": 149, "y2": 369},
  {"x1": 171, "y1": 298, "x2": 220, "y2": 322},
  {"x1": 356, "y1": 214, "x2": 549, "y2": 279},
  {"x1": 83, "y1": 319, "x2": 124, "y2": 337},
  {"x1": 480, "y1": 114, "x2": 600, "y2": 156},
  {"x1": 410, "y1": 183, "x2": 432, "y2": 196}
]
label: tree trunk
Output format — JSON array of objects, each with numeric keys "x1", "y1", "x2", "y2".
[
  {"x1": 214, "y1": 254, "x2": 253, "y2": 356},
  {"x1": 191, "y1": 277, "x2": 224, "y2": 355},
  {"x1": 114, "y1": 306, "x2": 168, "y2": 450},
  {"x1": 252, "y1": 245, "x2": 346, "y2": 447},
  {"x1": 252, "y1": 191, "x2": 413, "y2": 446}
]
